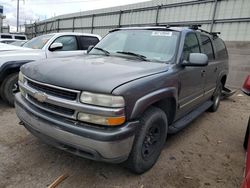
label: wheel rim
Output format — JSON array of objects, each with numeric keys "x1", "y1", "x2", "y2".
[
  {"x1": 12, "y1": 82, "x2": 19, "y2": 94},
  {"x1": 142, "y1": 124, "x2": 162, "y2": 160}
]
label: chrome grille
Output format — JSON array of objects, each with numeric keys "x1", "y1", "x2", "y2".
[
  {"x1": 28, "y1": 94, "x2": 75, "y2": 116},
  {"x1": 27, "y1": 80, "x2": 77, "y2": 100}
]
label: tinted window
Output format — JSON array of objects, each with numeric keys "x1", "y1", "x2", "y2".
[
  {"x1": 1, "y1": 35, "x2": 12, "y2": 39},
  {"x1": 201, "y1": 35, "x2": 214, "y2": 60},
  {"x1": 14, "y1": 36, "x2": 26, "y2": 40},
  {"x1": 213, "y1": 36, "x2": 228, "y2": 59},
  {"x1": 183, "y1": 33, "x2": 200, "y2": 61},
  {"x1": 79, "y1": 36, "x2": 99, "y2": 50},
  {"x1": 52, "y1": 36, "x2": 78, "y2": 51}
]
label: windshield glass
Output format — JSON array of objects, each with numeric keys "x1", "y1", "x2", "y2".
[
  {"x1": 89, "y1": 30, "x2": 179, "y2": 62},
  {"x1": 23, "y1": 34, "x2": 54, "y2": 49}
]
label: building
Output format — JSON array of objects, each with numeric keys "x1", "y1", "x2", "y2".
[{"x1": 0, "y1": 5, "x2": 9, "y2": 33}]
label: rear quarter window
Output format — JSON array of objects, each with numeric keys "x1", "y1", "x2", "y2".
[
  {"x1": 14, "y1": 36, "x2": 26, "y2": 40},
  {"x1": 213, "y1": 36, "x2": 228, "y2": 59},
  {"x1": 0, "y1": 35, "x2": 12, "y2": 39}
]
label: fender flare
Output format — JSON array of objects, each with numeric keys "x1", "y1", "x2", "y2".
[
  {"x1": 216, "y1": 70, "x2": 228, "y2": 86},
  {"x1": 0, "y1": 60, "x2": 34, "y2": 82},
  {"x1": 130, "y1": 87, "x2": 178, "y2": 119}
]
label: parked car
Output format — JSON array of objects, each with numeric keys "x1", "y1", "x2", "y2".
[
  {"x1": 0, "y1": 39, "x2": 20, "y2": 44},
  {"x1": 0, "y1": 42, "x2": 28, "y2": 52},
  {"x1": 0, "y1": 33, "x2": 27, "y2": 40},
  {"x1": 15, "y1": 25, "x2": 228, "y2": 174},
  {"x1": 10, "y1": 40, "x2": 28, "y2": 47},
  {"x1": 0, "y1": 32, "x2": 101, "y2": 105}
]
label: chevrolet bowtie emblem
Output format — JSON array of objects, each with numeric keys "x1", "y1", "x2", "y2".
[{"x1": 34, "y1": 92, "x2": 48, "y2": 103}]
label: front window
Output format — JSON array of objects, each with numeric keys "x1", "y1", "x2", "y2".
[
  {"x1": 23, "y1": 34, "x2": 54, "y2": 49},
  {"x1": 89, "y1": 30, "x2": 179, "y2": 62},
  {"x1": 52, "y1": 36, "x2": 78, "y2": 51}
]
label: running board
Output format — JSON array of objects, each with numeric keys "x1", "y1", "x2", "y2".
[{"x1": 168, "y1": 101, "x2": 213, "y2": 134}]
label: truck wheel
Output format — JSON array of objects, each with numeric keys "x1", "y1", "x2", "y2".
[
  {"x1": 0, "y1": 73, "x2": 19, "y2": 106},
  {"x1": 126, "y1": 107, "x2": 168, "y2": 174},
  {"x1": 209, "y1": 83, "x2": 222, "y2": 112}
]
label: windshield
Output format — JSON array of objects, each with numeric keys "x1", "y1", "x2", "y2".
[
  {"x1": 89, "y1": 30, "x2": 179, "y2": 62},
  {"x1": 23, "y1": 34, "x2": 54, "y2": 49}
]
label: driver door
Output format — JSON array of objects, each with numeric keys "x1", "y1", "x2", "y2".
[{"x1": 177, "y1": 33, "x2": 206, "y2": 119}]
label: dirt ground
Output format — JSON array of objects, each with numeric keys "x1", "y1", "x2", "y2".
[{"x1": 0, "y1": 91, "x2": 249, "y2": 188}]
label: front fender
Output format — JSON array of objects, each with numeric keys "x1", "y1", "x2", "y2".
[{"x1": 130, "y1": 87, "x2": 177, "y2": 119}]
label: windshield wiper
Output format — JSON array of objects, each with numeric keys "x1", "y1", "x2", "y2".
[
  {"x1": 116, "y1": 51, "x2": 148, "y2": 61},
  {"x1": 93, "y1": 47, "x2": 110, "y2": 56}
]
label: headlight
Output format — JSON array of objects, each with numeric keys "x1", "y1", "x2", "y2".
[
  {"x1": 77, "y1": 112, "x2": 125, "y2": 126},
  {"x1": 80, "y1": 91, "x2": 125, "y2": 107},
  {"x1": 18, "y1": 71, "x2": 24, "y2": 83}
]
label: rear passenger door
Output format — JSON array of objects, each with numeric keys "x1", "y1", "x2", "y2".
[
  {"x1": 199, "y1": 34, "x2": 218, "y2": 98},
  {"x1": 46, "y1": 35, "x2": 83, "y2": 58}
]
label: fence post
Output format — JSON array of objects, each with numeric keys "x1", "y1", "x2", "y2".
[
  {"x1": 155, "y1": 5, "x2": 161, "y2": 26},
  {"x1": 91, "y1": 14, "x2": 95, "y2": 33},
  {"x1": 72, "y1": 17, "x2": 75, "y2": 32},
  {"x1": 57, "y1": 19, "x2": 60, "y2": 32},
  {"x1": 210, "y1": 0, "x2": 218, "y2": 32},
  {"x1": 118, "y1": 10, "x2": 123, "y2": 28}
]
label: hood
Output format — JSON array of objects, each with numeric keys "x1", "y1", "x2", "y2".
[
  {"x1": 0, "y1": 43, "x2": 29, "y2": 52},
  {"x1": 21, "y1": 55, "x2": 169, "y2": 93},
  {"x1": 0, "y1": 49, "x2": 46, "y2": 68}
]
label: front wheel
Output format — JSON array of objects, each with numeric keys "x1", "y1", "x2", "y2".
[
  {"x1": 209, "y1": 83, "x2": 222, "y2": 112},
  {"x1": 126, "y1": 107, "x2": 168, "y2": 174},
  {"x1": 0, "y1": 73, "x2": 19, "y2": 106}
]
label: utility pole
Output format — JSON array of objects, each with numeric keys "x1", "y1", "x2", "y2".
[{"x1": 17, "y1": 0, "x2": 20, "y2": 32}]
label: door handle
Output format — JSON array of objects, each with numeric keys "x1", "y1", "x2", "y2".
[
  {"x1": 214, "y1": 67, "x2": 218, "y2": 72},
  {"x1": 201, "y1": 70, "x2": 206, "y2": 77}
]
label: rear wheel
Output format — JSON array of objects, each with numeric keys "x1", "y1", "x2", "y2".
[
  {"x1": 209, "y1": 83, "x2": 222, "y2": 112},
  {"x1": 126, "y1": 107, "x2": 168, "y2": 174},
  {"x1": 0, "y1": 73, "x2": 19, "y2": 106}
]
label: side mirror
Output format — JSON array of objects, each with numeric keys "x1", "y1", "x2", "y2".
[
  {"x1": 87, "y1": 45, "x2": 94, "y2": 53},
  {"x1": 49, "y1": 42, "x2": 63, "y2": 51},
  {"x1": 182, "y1": 53, "x2": 208, "y2": 67}
]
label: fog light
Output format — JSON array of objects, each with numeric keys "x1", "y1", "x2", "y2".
[{"x1": 77, "y1": 112, "x2": 125, "y2": 126}]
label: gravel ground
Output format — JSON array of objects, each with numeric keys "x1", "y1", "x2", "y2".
[{"x1": 0, "y1": 91, "x2": 249, "y2": 188}]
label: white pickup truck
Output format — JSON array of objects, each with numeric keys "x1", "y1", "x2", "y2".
[{"x1": 0, "y1": 32, "x2": 101, "y2": 106}]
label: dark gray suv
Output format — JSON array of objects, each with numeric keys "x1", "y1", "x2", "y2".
[{"x1": 15, "y1": 25, "x2": 228, "y2": 174}]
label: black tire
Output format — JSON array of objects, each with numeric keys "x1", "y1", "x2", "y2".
[
  {"x1": 209, "y1": 83, "x2": 222, "y2": 112},
  {"x1": 126, "y1": 107, "x2": 168, "y2": 174},
  {"x1": 0, "y1": 73, "x2": 19, "y2": 106}
]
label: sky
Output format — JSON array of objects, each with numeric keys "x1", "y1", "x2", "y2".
[{"x1": 0, "y1": 0, "x2": 150, "y2": 31}]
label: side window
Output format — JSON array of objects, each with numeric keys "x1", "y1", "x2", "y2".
[
  {"x1": 213, "y1": 36, "x2": 228, "y2": 59},
  {"x1": 14, "y1": 36, "x2": 26, "y2": 40},
  {"x1": 183, "y1": 33, "x2": 200, "y2": 61},
  {"x1": 52, "y1": 36, "x2": 78, "y2": 51},
  {"x1": 79, "y1": 36, "x2": 99, "y2": 50},
  {"x1": 1, "y1": 35, "x2": 12, "y2": 39},
  {"x1": 200, "y1": 35, "x2": 214, "y2": 60}
]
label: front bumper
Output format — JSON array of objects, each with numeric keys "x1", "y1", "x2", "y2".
[{"x1": 15, "y1": 93, "x2": 138, "y2": 163}]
